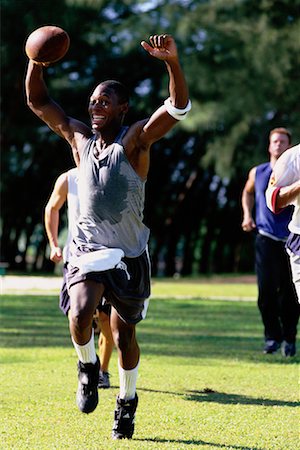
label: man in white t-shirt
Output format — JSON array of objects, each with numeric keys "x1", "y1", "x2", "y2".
[
  {"x1": 45, "y1": 168, "x2": 114, "y2": 387},
  {"x1": 266, "y1": 143, "x2": 300, "y2": 356}
]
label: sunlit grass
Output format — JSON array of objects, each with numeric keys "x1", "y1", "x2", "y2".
[{"x1": 0, "y1": 283, "x2": 298, "y2": 449}]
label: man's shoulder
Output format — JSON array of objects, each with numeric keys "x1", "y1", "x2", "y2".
[
  {"x1": 255, "y1": 162, "x2": 271, "y2": 180},
  {"x1": 122, "y1": 119, "x2": 149, "y2": 149},
  {"x1": 256, "y1": 161, "x2": 270, "y2": 170},
  {"x1": 126, "y1": 119, "x2": 148, "y2": 135},
  {"x1": 67, "y1": 167, "x2": 78, "y2": 181},
  {"x1": 77, "y1": 134, "x2": 95, "y2": 156},
  {"x1": 249, "y1": 162, "x2": 269, "y2": 175}
]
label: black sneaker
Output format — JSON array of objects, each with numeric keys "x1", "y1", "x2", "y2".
[
  {"x1": 263, "y1": 340, "x2": 280, "y2": 354},
  {"x1": 76, "y1": 356, "x2": 100, "y2": 414},
  {"x1": 98, "y1": 370, "x2": 110, "y2": 389},
  {"x1": 112, "y1": 394, "x2": 138, "y2": 440},
  {"x1": 281, "y1": 341, "x2": 296, "y2": 357}
]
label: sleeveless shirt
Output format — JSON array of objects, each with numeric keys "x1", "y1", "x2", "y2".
[
  {"x1": 72, "y1": 127, "x2": 150, "y2": 258},
  {"x1": 255, "y1": 162, "x2": 292, "y2": 240}
]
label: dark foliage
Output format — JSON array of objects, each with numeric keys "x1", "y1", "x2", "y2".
[{"x1": 1, "y1": 0, "x2": 299, "y2": 275}]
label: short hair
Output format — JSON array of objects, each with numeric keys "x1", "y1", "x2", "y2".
[
  {"x1": 99, "y1": 80, "x2": 129, "y2": 104},
  {"x1": 269, "y1": 127, "x2": 292, "y2": 144}
]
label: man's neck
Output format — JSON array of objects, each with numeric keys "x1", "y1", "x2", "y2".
[{"x1": 93, "y1": 126, "x2": 122, "y2": 145}]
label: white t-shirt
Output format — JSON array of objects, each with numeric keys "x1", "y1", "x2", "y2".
[
  {"x1": 63, "y1": 168, "x2": 80, "y2": 262},
  {"x1": 266, "y1": 144, "x2": 300, "y2": 234}
]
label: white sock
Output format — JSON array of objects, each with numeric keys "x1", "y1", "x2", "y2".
[
  {"x1": 72, "y1": 329, "x2": 97, "y2": 364},
  {"x1": 118, "y1": 359, "x2": 139, "y2": 401}
]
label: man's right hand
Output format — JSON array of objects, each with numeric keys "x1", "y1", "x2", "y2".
[
  {"x1": 242, "y1": 217, "x2": 256, "y2": 232},
  {"x1": 50, "y1": 246, "x2": 63, "y2": 263}
]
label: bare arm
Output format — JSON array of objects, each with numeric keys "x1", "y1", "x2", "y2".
[
  {"x1": 44, "y1": 172, "x2": 68, "y2": 263},
  {"x1": 139, "y1": 35, "x2": 189, "y2": 144},
  {"x1": 25, "y1": 60, "x2": 90, "y2": 162},
  {"x1": 266, "y1": 177, "x2": 300, "y2": 213},
  {"x1": 266, "y1": 147, "x2": 300, "y2": 213},
  {"x1": 276, "y1": 181, "x2": 300, "y2": 208},
  {"x1": 123, "y1": 35, "x2": 189, "y2": 179},
  {"x1": 241, "y1": 167, "x2": 257, "y2": 232}
]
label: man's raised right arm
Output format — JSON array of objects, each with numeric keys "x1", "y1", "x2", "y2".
[{"x1": 25, "y1": 60, "x2": 90, "y2": 156}]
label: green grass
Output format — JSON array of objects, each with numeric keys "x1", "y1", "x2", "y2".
[
  {"x1": 0, "y1": 279, "x2": 299, "y2": 450},
  {"x1": 151, "y1": 278, "x2": 257, "y2": 299}
]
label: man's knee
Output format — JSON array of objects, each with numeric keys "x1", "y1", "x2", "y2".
[
  {"x1": 69, "y1": 306, "x2": 93, "y2": 330},
  {"x1": 69, "y1": 296, "x2": 94, "y2": 330},
  {"x1": 69, "y1": 281, "x2": 104, "y2": 330},
  {"x1": 113, "y1": 325, "x2": 136, "y2": 353}
]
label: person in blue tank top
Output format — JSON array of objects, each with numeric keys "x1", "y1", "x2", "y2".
[
  {"x1": 241, "y1": 128, "x2": 299, "y2": 356},
  {"x1": 25, "y1": 34, "x2": 190, "y2": 439}
]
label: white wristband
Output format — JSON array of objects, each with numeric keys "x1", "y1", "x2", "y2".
[{"x1": 164, "y1": 98, "x2": 192, "y2": 120}]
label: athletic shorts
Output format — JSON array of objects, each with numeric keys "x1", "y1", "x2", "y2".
[
  {"x1": 59, "y1": 263, "x2": 111, "y2": 316},
  {"x1": 66, "y1": 249, "x2": 151, "y2": 325}
]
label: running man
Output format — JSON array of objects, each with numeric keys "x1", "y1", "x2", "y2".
[{"x1": 26, "y1": 34, "x2": 190, "y2": 439}]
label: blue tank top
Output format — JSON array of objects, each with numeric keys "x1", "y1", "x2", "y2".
[
  {"x1": 72, "y1": 127, "x2": 150, "y2": 258},
  {"x1": 255, "y1": 163, "x2": 292, "y2": 240}
]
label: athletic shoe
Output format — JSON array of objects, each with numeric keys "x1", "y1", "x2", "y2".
[
  {"x1": 76, "y1": 356, "x2": 100, "y2": 414},
  {"x1": 112, "y1": 394, "x2": 138, "y2": 440},
  {"x1": 98, "y1": 370, "x2": 110, "y2": 389},
  {"x1": 263, "y1": 340, "x2": 280, "y2": 354},
  {"x1": 281, "y1": 341, "x2": 296, "y2": 357}
]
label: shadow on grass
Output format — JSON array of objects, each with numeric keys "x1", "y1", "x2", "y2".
[
  {"x1": 134, "y1": 437, "x2": 263, "y2": 449},
  {"x1": 184, "y1": 389, "x2": 299, "y2": 407},
  {"x1": 0, "y1": 295, "x2": 70, "y2": 347},
  {"x1": 1, "y1": 295, "x2": 299, "y2": 365},
  {"x1": 138, "y1": 387, "x2": 299, "y2": 408}
]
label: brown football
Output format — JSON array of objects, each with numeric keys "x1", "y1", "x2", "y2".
[{"x1": 25, "y1": 25, "x2": 70, "y2": 64}]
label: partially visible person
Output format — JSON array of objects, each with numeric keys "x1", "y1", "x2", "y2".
[
  {"x1": 44, "y1": 168, "x2": 114, "y2": 387},
  {"x1": 265, "y1": 143, "x2": 300, "y2": 356},
  {"x1": 241, "y1": 128, "x2": 299, "y2": 356},
  {"x1": 93, "y1": 307, "x2": 114, "y2": 388}
]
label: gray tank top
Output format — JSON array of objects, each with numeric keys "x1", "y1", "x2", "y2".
[{"x1": 72, "y1": 127, "x2": 150, "y2": 257}]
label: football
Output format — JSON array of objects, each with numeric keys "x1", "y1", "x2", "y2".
[{"x1": 25, "y1": 25, "x2": 70, "y2": 64}]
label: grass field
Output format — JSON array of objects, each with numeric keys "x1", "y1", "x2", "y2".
[{"x1": 1, "y1": 277, "x2": 299, "y2": 449}]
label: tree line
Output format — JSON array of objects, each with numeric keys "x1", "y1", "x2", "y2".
[{"x1": 1, "y1": 0, "x2": 300, "y2": 275}]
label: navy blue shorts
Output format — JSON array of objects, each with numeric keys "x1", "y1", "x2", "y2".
[{"x1": 66, "y1": 249, "x2": 151, "y2": 324}]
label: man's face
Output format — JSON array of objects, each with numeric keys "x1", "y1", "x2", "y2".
[
  {"x1": 88, "y1": 84, "x2": 127, "y2": 131},
  {"x1": 268, "y1": 132, "x2": 290, "y2": 159}
]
